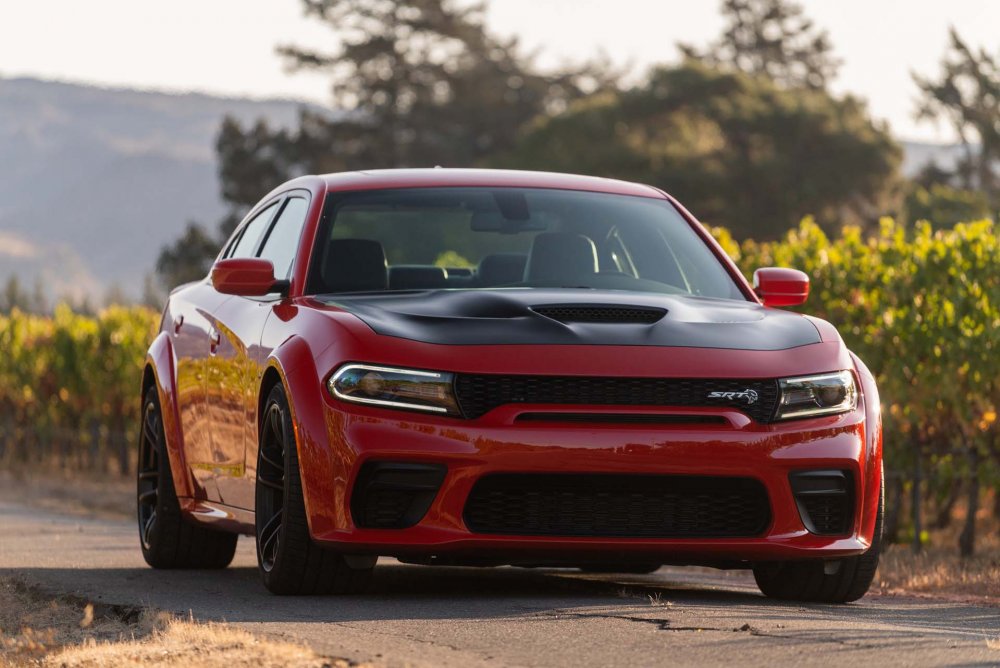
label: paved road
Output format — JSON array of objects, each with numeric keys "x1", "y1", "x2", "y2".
[{"x1": 0, "y1": 499, "x2": 997, "y2": 667}]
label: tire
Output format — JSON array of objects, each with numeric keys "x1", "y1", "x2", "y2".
[
  {"x1": 137, "y1": 387, "x2": 238, "y2": 569},
  {"x1": 753, "y1": 474, "x2": 883, "y2": 604},
  {"x1": 578, "y1": 564, "x2": 661, "y2": 575},
  {"x1": 255, "y1": 384, "x2": 374, "y2": 595}
]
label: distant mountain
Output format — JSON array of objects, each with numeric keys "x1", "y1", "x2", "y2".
[
  {"x1": 0, "y1": 77, "x2": 969, "y2": 302},
  {"x1": 0, "y1": 77, "x2": 306, "y2": 301}
]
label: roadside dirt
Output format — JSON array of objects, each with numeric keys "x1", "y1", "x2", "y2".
[{"x1": 0, "y1": 577, "x2": 362, "y2": 668}]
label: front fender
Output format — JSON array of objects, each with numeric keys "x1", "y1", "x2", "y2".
[
  {"x1": 145, "y1": 331, "x2": 193, "y2": 498},
  {"x1": 265, "y1": 336, "x2": 340, "y2": 538},
  {"x1": 851, "y1": 351, "x2": 883, "y2": 547}
]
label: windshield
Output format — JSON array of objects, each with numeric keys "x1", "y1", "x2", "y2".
[{"x1": 306, "y1": 187, "x2": 746, "y2": 300}]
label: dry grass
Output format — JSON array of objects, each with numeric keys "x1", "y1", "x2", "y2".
[
  {"x1": 876, "y1": 504, "x2": 1000, "y2": 603},
  {"x1": 0, "y1": 578, "x2": 361, "y2": 667},
  {"x1": 0, "y1": 469, "x2": 132, "y2": 521},
  {"x1": 876, "y1": 545, "x2": 1000, "y2": 601}
]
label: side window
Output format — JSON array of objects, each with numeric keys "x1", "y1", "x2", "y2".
[
  {"x1": 229, "y1": 202, "x2": 278, "y2": 258},
  {"x1": 258, "y1": 197, "x2": 309, "y2": 280}
]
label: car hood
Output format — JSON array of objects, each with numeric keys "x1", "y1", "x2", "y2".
[{"x1": 318, "y1": 289, "x2": 821, "y2": 351}]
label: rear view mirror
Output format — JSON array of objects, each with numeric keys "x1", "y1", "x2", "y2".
[
  {"x1": 470, "y1": 211, "x2": 550, "y2": 234},
  {"x1": 753, "y1": 267, "x2": 809, "y2": 307},
  {"x1": 211, "y1": 258, "x2": 281, "y2": 296}
]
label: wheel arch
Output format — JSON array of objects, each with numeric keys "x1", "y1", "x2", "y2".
[
  {"x1": 261, "y1": 335, "x2": 336, "y2": 538},
  {"x1": 144, "y1": 331, "x2": 194, "y2": 498},
  {"x1": 851, "y1": 350, "x2": 883, "y2": 548}
]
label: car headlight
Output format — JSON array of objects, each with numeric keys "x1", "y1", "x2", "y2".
[
  {"x1": 328, "y1": 364, "x2": 460, "y2": 415},
  {"x1": 775, "y1": 370, "x2": 858, "y2": 420}
]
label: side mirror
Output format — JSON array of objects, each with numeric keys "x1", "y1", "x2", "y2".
[
  {"x1": 211, "y1": 258, "x2": 282, "y2": 297},
  {"x1": 753, "y1": 267, "x2": 809, "y2": 307}
]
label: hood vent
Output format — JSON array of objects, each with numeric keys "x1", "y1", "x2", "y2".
[{"x1": 531, "y1": 304, "x2": 667, "y2": 324}]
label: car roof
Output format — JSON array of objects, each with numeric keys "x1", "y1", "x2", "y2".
[{"x1": 311, "y1": 168, "x2": 666, "y2": 199}]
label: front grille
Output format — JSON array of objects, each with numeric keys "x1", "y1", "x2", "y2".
[
  {"x1": 464, "y1": 474, "x2": 771, "y2": 538},
  {"x1": 789, "y1": 470, "x2": 854, "y2": 535},
  {"x1": 531, "y1": 304, "x2": 666, "y2": 324},
  {"x1": 454, "y1": 375, "x2": 779, "y2": 422}
]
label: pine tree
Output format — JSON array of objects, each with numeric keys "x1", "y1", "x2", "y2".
[{"x1": 680, "y1": 0, "x2": 840, "y2": 90}]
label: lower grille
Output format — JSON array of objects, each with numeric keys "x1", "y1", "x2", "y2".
[
  {"x1": 351, "y1": 462, "x2": 447, "y2": 529},
  {"x1": 454, "y1": 375, "x2": 779, "y2": 423},
  {"x1": 790, "y1": 470, "x2": 854, "y2": 535},
  {"x1": 463, "y1": 474, "x2": 771, "y2": 538}
]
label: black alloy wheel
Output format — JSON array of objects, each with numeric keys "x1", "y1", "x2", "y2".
[
  {"x1": 254, "y1": 384, "x2": 375, "y2": 595},
  {"x1": 137, "y1": 395, "x2": 161, "y2": 551},
  {"x1": 256, "y1": 401, "x2": 286, "y2": 573},
  {"x1": 137, "y1": 387, "x2": 237, "y2": 569}
]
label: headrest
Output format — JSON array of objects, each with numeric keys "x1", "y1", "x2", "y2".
[
  {"x1": 322, "y1": 239, "x2": 387, "y2": 293},
  {"x1": 388, "y1": 265, "x2": 448, "y2": 290},
  {"x1": 524, "y1": 232, "x2": 598, "y2": 283},
  {"x1": 477, "y1": 253, "x2": 527, "y2": 287}
]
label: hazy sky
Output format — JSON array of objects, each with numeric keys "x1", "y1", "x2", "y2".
[{"x1": 1, "y1": 0, "x2": 997, "y2": 143}]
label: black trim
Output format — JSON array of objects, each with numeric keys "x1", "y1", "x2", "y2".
[
  {"x1": 789, "y1": 470, "x2": 855, "y2": 535},
  {"x1": 531, "y1": 304, "x2": 667, "y2": 324},
  {"x1": 514, "y1": 412, "x2": 729, "y2": 425},
  {"x1": 350, "y1": 462, "x2": 447, "y2": 529},
  {"x1": 463, "y1": 473, "x2": 771, "y2": 538}
]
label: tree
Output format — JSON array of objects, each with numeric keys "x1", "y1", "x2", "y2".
[
  {"x1": 275, "y1": 0, "x2": 594, "y2": 170},
  {"x1": 0, "y1": 276, "x2": 31, "y2": 314},
  {"x1": 155, "y1": 223, "x2": 219, "y2": 290},
  {"x1": 906, "y1": 182, "x2": 991, "y2": 227},
  {"x1": 680, "y1": 0, "x2": 840, "y2": 90},
  {"x1": 157, "y1": 0, "x2": 604, "y2": 288},
  {"x1": 914, "y1": 28, "x2": 1000, "y2": 214},
  {"x1": 500, "y1": 63, "x2": 901, "y2": 239}
]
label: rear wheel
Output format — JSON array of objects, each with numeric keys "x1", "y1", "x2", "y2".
[
  {"x1": 753, "y1": 475, "x2": 883, "y2": 603},
  {"x1": 255, "y1": 384, "x2": 374, "y2": 595},
  {"x1": 137, "y1": 387, "x2": 237, "y2": 569}
]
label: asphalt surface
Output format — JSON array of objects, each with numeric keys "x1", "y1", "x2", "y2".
[{"x1": 0, "y1": 498, "x2": 997, "y2": 667}]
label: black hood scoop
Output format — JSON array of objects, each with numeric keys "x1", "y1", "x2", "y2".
[
  {"x1": 531, "y1": 304, "x2": 667, "y2": 324},
  {"x1": 321, "y1": 289, "x2": 821, "y2": 350}
]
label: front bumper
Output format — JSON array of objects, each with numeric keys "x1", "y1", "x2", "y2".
[{"x1": 298, "y1": 398, "x2": 876, "y2": 564}]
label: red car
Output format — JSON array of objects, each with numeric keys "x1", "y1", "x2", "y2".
[{"x1": 139, "y1": 169, "x2": 882, "y2": 602}]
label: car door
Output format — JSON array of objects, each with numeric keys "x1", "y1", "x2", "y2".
[
  {"x1": 189, "y1": 200, "x2": 279, "y2": 503},
  {"x1": 209, "y1": 194, "x2": 311, "y2": 510},
  {"x1": 171, "y1": 283, "x2": 230, "y2": 502}
]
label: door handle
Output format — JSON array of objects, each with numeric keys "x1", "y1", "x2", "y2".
[{"x1": 172, "y1": 315, "x2": 184, "y2": 335}]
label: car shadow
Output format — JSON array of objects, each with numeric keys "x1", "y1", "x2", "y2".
[{"x1": 2, "y1": 561, "x2": 997, "y2": 639}]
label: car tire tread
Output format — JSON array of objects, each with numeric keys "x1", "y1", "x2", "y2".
[
  {"x1": 256, "y1": 385, "x2": 374, "y2": 595},
  {"x1": 753, "y1": 473, "x2": 883, "y2": 604},
  {"x1": 139, "y1": 388, "x2": 238, "y2": 570}
]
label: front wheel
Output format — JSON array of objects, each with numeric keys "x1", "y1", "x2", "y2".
[
  {"x1": 752, "y1": 476, "x2": 883, "y2": 603},
  {"x1": 137, "y1": 387, "x2": 237, "y2": 569},
  {"x1": 255, "y1": 384, "x2": 374, "y2": 595}
]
